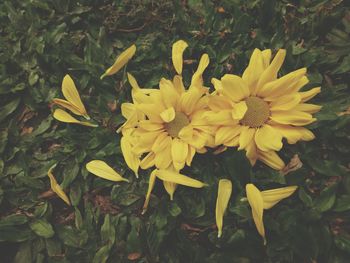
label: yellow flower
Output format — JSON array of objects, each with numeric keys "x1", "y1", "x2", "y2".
[
  {"x1": 142, "y1": 168, "x2": 207, "y2": 214},
  {"x1": 100, "y1": 44, "x2": 136, "y2": 79},
  {"x1": 208, "y1": 49, "x2": 321, "y2": 170},
  {"x1": 86, "y1": 160, "x2": 129, "y2": 182},
  {"x1": 47, "y1": 164, "x2": 71, "y2": 206},
  {"x1": 245, "y1": 183, "x2": 297, "y2": 244},
  {"x1": 119, "y1": 40, "x2": 214, "y2": 181},
  {"x1": 215, "y1": 179, "x2": 232, "y2": 238},
  {"x1": 52, "y1": 74, "x2": 90, "y2": 120}
]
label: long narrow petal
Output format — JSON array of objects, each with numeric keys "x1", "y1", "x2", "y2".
[
  {"x1": 101, "y1": 44, "x2": 136, "y2": 79},
  {"x1": 52, "y1": 98, "x2": 82, "y2": 116},
  {"x1": 246, "y1": 184, "x2": 265, "y2": 244},
  {"x1": 216, "y1": 179, "x2": 232, "y2": 238},
  {"x1": 171, "y1": 138, "x2": 188, "y2": 171},
  {"x1": 47, "y1": 165, "x2": 71, "y2": 206},
  {"x1": 299, "y1": 87, "x2": 321, "y2": 102},
  {"x1": 270, "y1": 110, "x2": 316, "y2": 126},
  {"x1": 86, "y1": 160, "x2": 129, "y2": 182},
  {"x1": 53, "y1": 109, "x2": 97, "y2": 127},
  {"x1": 142, "y1": 170, "x2": 157, "y2": 214},
  {"x1": 61, "y1": 75, "x2": 88, "y2": 118},
  {"x1": 172, "y1": 40, "x2": 188, "y2": 75},
  {"x1": 258, "y1": 150, "x2": 285, "y2": 170},
  {"x1": 160, "y1": 78, "x2": 179, "y2": 108},
  {"x1": 221, "y1": 74, "x2": 250, "y2": 102},
  {"x1": 255, "y1": 125, "x2": 283, "y2": 152},
  {"x1": 269, "y1": 94, "x2": 301, "y2": 111},
  {"x1": 294, "y1": 103, "x2": 322, "y2": 114},
  {"x1": 156, "y1": 169, "x2": 207, "y2": 188},
  {"x1": 163, "y1": 181, "x2": 177, "y2": 200},
  {"x1": 121, "y1": 136, "x2": 140, "y2": 177},
  {"x1": 242, "y1": 49, "x2": 265, "y2": 94},
  {"x1": 272, "y1": 125, "x2": 315, "y2": 144},
  {"x1": 191, "y1": 53, "x2": 210, "y2": 88},
  {"x1": 261, "y1": 186, "x2": 298, "y2": 209}
]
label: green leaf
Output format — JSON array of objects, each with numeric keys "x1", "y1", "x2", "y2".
[
  {"x1": 30, "y1": 219, "x2": 55, "y2": 238},
  {"x1": 314, "y1": 185, "x2": 337, "y2": 212},
  {"x1": 333, "y1": 195, "x2": 350, "y2": 212},
  {"x1": 0, "y1": 98, "x2": 20, "y2": 122},
  {"x1": 0, "y1": 214, "x2": 28, "y2": 227}
]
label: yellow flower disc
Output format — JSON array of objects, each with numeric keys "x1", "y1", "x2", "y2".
[
  {"x1": 240, "y1": 97, "x2": 270, "y2": 128},
  {"x1": 164, "y1": 112, "x2": 190, "y2": 138}
]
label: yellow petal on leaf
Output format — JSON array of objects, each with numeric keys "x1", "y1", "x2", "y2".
[
  {"x1": 121, "y1": 136, "x2": 140, "y2": 177},
  {"x1": 261, "y1": 186, "x2": 298, "y2": 209},
  {"x1": 101, "y1": 44, "x2": 136, "y2": 79},
  {"x1": 156, "y1": 169, "x2": 207, "y2": 188},
  {"x1": 160, "y1": 107, "x2": 176, "y2": 123},
  {"x1": 258, "y1": 150, "x2": 285, "y2": 170},
  {"x1": 47, "y1": 164, "x2": 71, "y2": 206},
  {"x1": 172, "y1": 40, "x2": 188, "y2": 75},
  {"x1": 61, "y1": 75, "x2": 89, "y2": 119},
  {"x1": 191, "y1": 53, "x2": 210, "y2": 88},
  {"x1": 221, "y1": 74, "x2": 250, "y2": 102},
  {"x1": 142, "y1": 170, "x2": 157, "y2": 214},
  {"x1": 255, "y1": 124, "x2": 283, "y2": 152},
  {"x1": 52, "y1": 98, "x2": 82, "y2": 116},
  {"x1": 216, "y1": 179, "x2": 232, "y2": 238},
  {"x1": 86, "y1": 160, "x2": 129, "y2": 182},
  {"x1": 53, "y1": 109, "x2": 97, "y2": 127},
  {"x1": 246, "y1": 184, "x2": 265, "y2": 244},
  {"x1": 232, "y1": 101, "x2": 248, "y2": 120}
]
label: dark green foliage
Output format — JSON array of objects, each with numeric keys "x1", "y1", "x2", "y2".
[{"x1": 0, "y1": 0, "x2": 349, "y2": 262}]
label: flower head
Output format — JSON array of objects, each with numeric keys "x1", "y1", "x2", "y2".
[{"x1": 208, "y1": 49, "x2": 321, "y2": 170}]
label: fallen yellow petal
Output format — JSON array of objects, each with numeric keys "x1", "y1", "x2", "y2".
[
  {"x1": 52, "y1": 98, "x2": 82, "y2": 116},
  {"x1": 216, "y1": 179, "x2": 232, "y2": 238},
  {"x1": 86, "y1": 160, "x2": 129, "y2": 182},
  {"x1": 61, "y1": 74, "x2": 89, "y2": 119},
  {"x1": 101, "y1": 44, "x2": 136, "y2": 79},
  {"x1": 156, "y1": 169, "x2": 207, "y2": 188},
  {"x1": 261, "y1": 186, "x2": 297, "y2": 209},
  {"x1": 47, "y1": 164, "x2": 71, "y2": 206},
  {"x1": 172, "y1": 40, "x2": 188, "y2": 75},
  {"x1": 53, "y1": 109, "x2": 97, "y2": 127}
]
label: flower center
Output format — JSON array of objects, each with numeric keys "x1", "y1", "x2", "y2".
[
  {"x1": 164, "y1": 112, "x2": 190, "y2": 138},
  {"x1": 240, "y1": 97, "x2": 270, "y2": 128}
]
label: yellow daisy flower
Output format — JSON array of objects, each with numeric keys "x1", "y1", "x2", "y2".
[
  {"x1": 119, "y1": 40, "x2": 215, "y2": 176},
  {"x1": 207, "y1": 49, "x2": 321, "y2": 170}
]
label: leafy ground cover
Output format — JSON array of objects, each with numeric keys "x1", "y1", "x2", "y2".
[{"x1": 0, "y1": 0, "x2": 349, "y2": 262}]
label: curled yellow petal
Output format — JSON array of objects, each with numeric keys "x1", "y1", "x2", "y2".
[
  {"x1": 53, "y1": 109, "x2": 97, "y2": 127},
  {"x1": 86, "y1": 160, "x2": 129, "y2": 182},
  {"x1": 61, "y1": 75, "x2": 89, "y2": 119},
  {"x1": 216, "y1": 179, "x2": 232, "y2": 238},
  {"x1": 191, "y1": 53, "x2": 209, "y2": 87},
  {"x1": 156, "y1": 169, "x2": 207, "y2": 188},
  {"x1": 172, "y1": 40, "x2": 188, "y2": 75},
  {"x1": 261, "y1": 186, "x2": 298, "y2": 209},
  {"x1": 246, "y1": 184, "x2": 265, "y2": 244},
  {"x1": 101, "y1": 44, "x2": 136, "y2": 79},
  {"x1": 47, "y1": 164, "x2": 71, "y2": 206},
  {"x1": 142, "y1": 170, "x2": 157, "y2": 214}
]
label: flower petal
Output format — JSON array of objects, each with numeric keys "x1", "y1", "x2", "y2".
[
  {"x1": 61, "y1": 75, "x2": 89, "y2": 118},
  {"x1": 121, "y1": 136, "x2": 140, "y2": 177},
  {"x1": 216, "y1": 179, "x2": 232, "y2": 238},
  {"x1": 261, "y1": 186, "x2": 298, "y2": 209},
  {"x1": 163, "y1": 181, "x2": 177, "y2": 200},
  {"x1": 269, "y1": 93, "x2": 301, "y2": 111},
  {"x1": 215, "y1": 126, "x2": 241, "y2": 145},
  {"x1": 255, "y1": 125, "x2": 283, "y2": 152},
  {"x1": 232, "y1": 101, "x2": 248, "y2": 120},
  {"x1": 246, "y1": 184, "x2": 265, "y2": 244},
  {"x1": 191, "y1": 53, "x2": 210, "y2": 88},
  {"x1": 270, "y1": 110, "x2": 316, "y2": 126},
  {"x1": 238, "y1": 126, "x2": 256, "y2": 150},
  {"x1": 299, "y1": 87, "x2": 321, "y2": 102},
  {"x1": 156, "y1": 169, "x2": 207, "y2": 188},
  {"x1": 142, "y1": 170, "x2": 157, "y2": 214},
  {"x1": 160, "y1": 107, "x2": 176, "y2": 123},
  {"x1": 242, "y1": 49, "x2": 265, "y2": 94},
  {"x1": 172, "y1": 40, "x2": 188, "y2": 75},
  {"x1": 171, "y1": 138, "x2": 188, "y2": 171},
  {"x1": 47, "y1": 165, "x2": 71, "y2": 206},
  {"x1": 272, "y1": 125, "x2": 315, "y2": 144},
  {"x1": 53, "y1": 109, "x2": 97, "y2": 127},
  {"x1": 52, "y1": 98, "x2": 82, "y2": 116},
  {"x1": 86, "y1": 160, "x2": 129, "y2": 182},
  {"x1": 101, "y1": 44, "x2": 136, "y2": 79},
  {"x1": 258, "y1": 150, "x2": 285, "y2": 170},
  {"x1": 160, "y1": 78, "x2": 180, "y2": 108},
  {"x1": 140, "y1": 152, "x2": 156, "y2": 169},
  {"x1": 294, "y1": 103, "x2": 322, "y2": 114},
  {"x1": 221, "y1": 74, "x2": 250, "y2": 102}
]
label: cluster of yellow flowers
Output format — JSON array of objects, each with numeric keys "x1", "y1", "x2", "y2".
[{"x1": 49, "y1": 40, "x2": 321, "y2": 244}]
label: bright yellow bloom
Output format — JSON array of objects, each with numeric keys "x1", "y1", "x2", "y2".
[
  {"x1": 86, "y1": 160, "x2": 129, "y2": 182},
  {"x1": 215, "y1": 179, "x2": 232, "y2": 238},
  {"x1": 208, "y1": 49, "x2": 321, "y2": 170},
  {"x1": 47, "y1": 164, "x2": 71, "y2": 206},
  {"x1": 119, "y1": 40, "x2": 214, "y2": 178},
  {"x1": 53, "y1": 109, "x2": 97, "y2": 127},
  {"x1": 53, "y1": 74, "x2": 90, "y2": 119},
  {"x1": 100, "y1": 44, "x2": 136, "y2": 79},
  {"x1": 246, "y1": 183, "x2": 297, "y2": 244}
]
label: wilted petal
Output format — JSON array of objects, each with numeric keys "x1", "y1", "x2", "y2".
[
  {"x1": 216, "y1": 179, "x2": 232, "y2": 237},
  {"x1": 47, "y1": 164, "x2": 71, "y2": 206},
  {"x1": 101, "y1": 44, "x2": 136, "y2": 79},
  {"x1": 86, "y1": 160, "x2": 129, "y2": 182}
]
